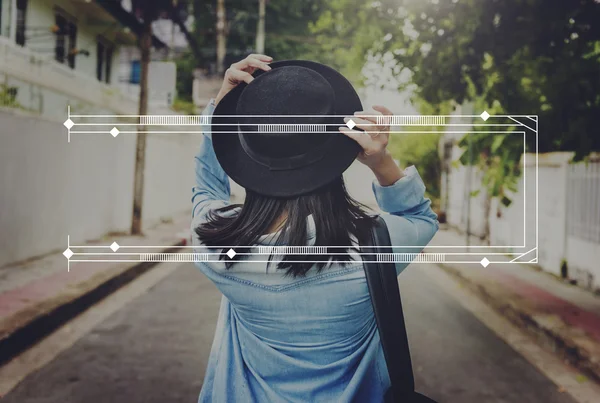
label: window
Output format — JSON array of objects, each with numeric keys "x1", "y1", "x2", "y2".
[
  {"x1": 67, "y1": 21, "x2": 77, "y2": 68},
  {"x1": 16, "y1": 0, "x2": 27, "y2": 46},
  {"x1": 54, "y1": 14, "x2": 66, "y2": 63},
  {"x1": 96, "y1": 42, "x2": 104, "y2": 80},
  {"x1": 105, "y1": 47, "x2": 113, "y2": 83},
  {"x1": 54, "y1": 10, "x2": 77, "y2": 69},
  {"x1": 96, "y1": 39, "x2": 114, "y2": 83}
]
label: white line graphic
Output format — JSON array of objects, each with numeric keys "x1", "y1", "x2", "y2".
[{"x1": 61, "y1": 111, "x2": 538, "y2": 268}]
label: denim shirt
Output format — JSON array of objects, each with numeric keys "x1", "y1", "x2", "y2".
[{"x1": 191, "y1": 100, "x2": 439, "y2": 403}]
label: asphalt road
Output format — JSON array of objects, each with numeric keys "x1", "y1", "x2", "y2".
[{"x1": 3, "y1": 263, "x2": 577, "y2": 403}]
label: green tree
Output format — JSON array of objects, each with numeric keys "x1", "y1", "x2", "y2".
[
  {"x1": 175, "y1": 0, "x2": 330, "y2": 100},
  {"x1": 309, "y1": 0, "x2": 600, "y2": 241},
  {"x1": 307, "y1": 0, "x2": 391, "y2": 83},
  {"x1": 383, "y1": 0, "x2": 600, "y2": 157}
]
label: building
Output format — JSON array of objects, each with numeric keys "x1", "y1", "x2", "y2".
[
  {"x1": 0, "y1": 1, "x2": 197, "y2": 267},
  {"x1": 0, "y1": 0, "x2": 170, "y2": 119}
]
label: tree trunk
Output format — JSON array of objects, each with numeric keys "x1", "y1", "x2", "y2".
[
  {"x1": 131, "y1": 18, "x2": 152, "y2": 235},
  {"x1": 255, "y1": 0, "x2": 266, "y2": 53},
  {"x1": 483, "y1": 192, "x2": 492, "y2": 245},
  {"x1": 465, "y1": 133, "x2": 473, "y2": 247},
  {"x1": 216, "y1": 0, "x2": 227, "y2": 74}
]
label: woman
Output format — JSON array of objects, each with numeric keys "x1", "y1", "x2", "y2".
[{"x1": 192, "y1": 54, "x2": 439, "y2": 402}]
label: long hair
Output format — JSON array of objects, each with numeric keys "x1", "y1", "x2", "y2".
[{"x1": 195, "y1": 177, "x2": 376, "y2": 277}]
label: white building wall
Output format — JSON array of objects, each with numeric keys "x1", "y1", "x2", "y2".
[
  {"x1": 0, "y1": 109, "x2": 197, "y2": 267},
  {"x1": 0, "y1": 0, "x2": 195, "y2": 268},
  {"x1": 0, "y1": 0, "x2": 11, "y2": 38}
]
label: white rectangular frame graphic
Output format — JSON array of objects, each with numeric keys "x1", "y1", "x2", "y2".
[{"x1": 62, "y1": 110, "x2": 539, "y2": 268}]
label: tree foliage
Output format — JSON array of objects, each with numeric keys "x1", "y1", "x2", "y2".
[
  {"x1": 175, "y1": 0, "x2": 329, "y2": 101},
  {"x1": 306, "y1": 0, "x2": 600, "y2": 219},
  {"x1": 176, "y1": 1, "x2": 326, "y2": 83},
  {"x1": 177, "y1": 0, "x2": 600, "y2": 157},
  {"x1": 398, "y1": 0, "x2": 598, "y2": 158},
  {"x1": 315, "y1": 0, "x2": 600, "y2": 157}
]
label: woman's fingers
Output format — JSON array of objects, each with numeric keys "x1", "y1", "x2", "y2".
[
  {"x1": 372, "y1": 105, "x2": 392, "y2": 128},
  {"x1": 373, "y1": 105, "x2": 393, "y2": 116},
  {"x1": 344, "y1": 113, "x2": 391, "y2": 137},
  {"x1": 249, "y1": 58, "x2": 272, "y2": 72},
  {"x1": 216, "y1": 55, "x2": 272, "y2": 105},
  {"x1": 341, "y1": 106, "x2": 394, "y2": 163},
  {"x1": 239, "y1": 58, "x2": 271, "y2": 71},
  {"x1": 233, "y1": 55, "x2": 272, "y2": 72},
  {"x1": 226, "y1": 53, "x2": 273, "y2": 87},
  {"x1": 344, "y1": 116, "x2": 377, "y2": 132},
  {"x1": 354, "y1": 108, "x2": 392, "y2": 131},
  {"x1": 353, "y1": 111, "x2": 379, "y2": 125},
  {"x1": 248, "y1": 54, "x2": 273, "y2": 62},
  {"x1": 344, "y1": 116, "x2": 382, "y2": 135},
  {"x1": 227, "y1": 68, "x2": 254, "y2": 85}
]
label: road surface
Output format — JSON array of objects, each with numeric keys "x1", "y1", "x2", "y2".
[{"x1": 2, "y1": 263, "x2": 579, "y2": 403}]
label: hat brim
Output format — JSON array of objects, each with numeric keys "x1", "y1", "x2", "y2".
[{"x1": 211, "y1": 60, "x2": 362, "y2": 198}]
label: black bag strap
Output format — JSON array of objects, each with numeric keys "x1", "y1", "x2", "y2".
[{"x1": 363, "y1": 215, "x2": 415, "y2": 401}]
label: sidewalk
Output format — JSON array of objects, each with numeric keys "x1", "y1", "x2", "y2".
[
  {"x1": 0, "y1": 212, "x2": 192, "y2": 366},
  {"x1": 428, "y1": 228, "x2": 600, "y2": 382}
]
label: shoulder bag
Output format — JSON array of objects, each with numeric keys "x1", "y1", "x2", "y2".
[{"x1": 363, "y1": 216, "x2": 438, "y2": 403}]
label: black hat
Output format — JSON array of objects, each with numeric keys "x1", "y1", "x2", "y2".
[{"x1": 211, "y1": 60, "x2": 362, "y2": 197}]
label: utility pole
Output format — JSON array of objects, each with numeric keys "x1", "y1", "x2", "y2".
[
  {"x1": 255, "y1": 0, "x2": 266, "y2": 53},
  {"x1": 131, "y1": 9, "x2": 154, "y2": 235},
  {"x1": 216, "y1": 0, "x2": 227, "y2": 74}
]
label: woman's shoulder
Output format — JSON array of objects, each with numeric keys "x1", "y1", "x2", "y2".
[{"x1": 194, "y1": 253, "x2": 365, "y2": 291}]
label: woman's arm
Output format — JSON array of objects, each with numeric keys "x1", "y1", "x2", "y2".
[
  {"x1": 340, "y1": 106, "x2": 439, "y2": 275},
  {"x1": 192, "y1": 54, "x2": 273, "y2": 224},
  {"x1": 191, "y1": 100, "x2": 231, "y2": 222},
  {"x1": 374, "y1": 166, "x2": 439, "y2": 275},
  {"x1": 367, "y1": 150, "x2": 404, "y2": 186}
]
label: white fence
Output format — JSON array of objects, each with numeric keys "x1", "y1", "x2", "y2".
[
  {"x1": 565, "y1": 160, "x2": 600, "y2": 288},
  {"x1": 567, "y1": 162, "x2": 600, "y2": 244},
  {"x1": 445, "y1": 148, "x2": 600, "y2": 291}
]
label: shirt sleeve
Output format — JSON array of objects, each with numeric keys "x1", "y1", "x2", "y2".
[
  {"x1": 191, "y1": 99, "x2": 231, "y2": 225},
  {"x1": 372, "y1": 166, "x2": 440, "y2": 276}
]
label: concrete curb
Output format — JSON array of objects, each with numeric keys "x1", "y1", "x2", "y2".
[
  {"x1": 437, "y1": 262, "x2": 600, "y2": 383},
  {"x1": 0, "y1": 241, "x2": 185, "y2": 367}
]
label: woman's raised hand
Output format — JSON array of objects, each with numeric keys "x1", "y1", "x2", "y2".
[
  {"x1": 339, "y1": 105, "x2": 394, "y2": 168},
  {"x1": 215, "y1": 54, "x2": 273, "y2": 105},
  {"x1": 339, "y1": 105, "x2": 404, "y2": 186}
]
